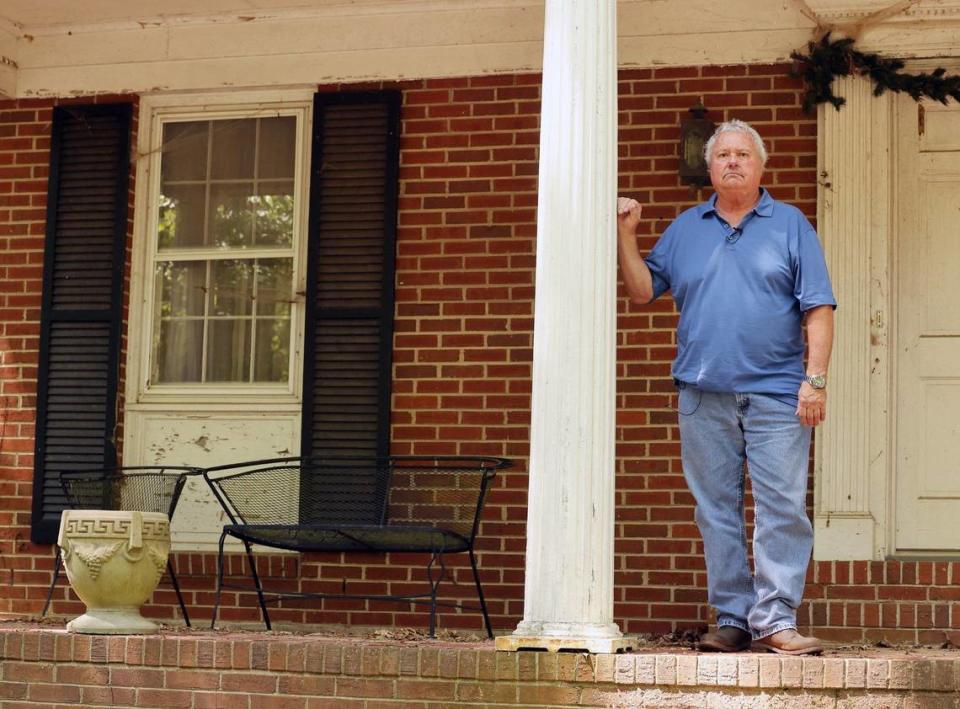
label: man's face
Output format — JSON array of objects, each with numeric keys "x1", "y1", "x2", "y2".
[{"x1": 708, "y1": 131, "x2": 764, "y2": 197}]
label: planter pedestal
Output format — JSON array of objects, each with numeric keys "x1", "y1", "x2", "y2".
[{"x1": 57, "y1": 509, "x2": 170, "y2": 634}]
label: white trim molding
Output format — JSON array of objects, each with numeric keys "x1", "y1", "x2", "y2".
[
  {"x1": 814, "y1": 75, "x2": 894, "y2": 560},
  {"x1": 9, "y1": 0, "x2": 960, "y2": 98},
  {"x1": 804, "y1": 0, "x2": 960, "y2": 56},
  {"x1": 127, "y1": 88, "x2": 314, "y2": 410},
  {"x1": 0, "y1": 21, "x2": 17, "y2": 98}
]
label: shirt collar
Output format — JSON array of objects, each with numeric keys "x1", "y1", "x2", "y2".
[{"x1": 698, "y1": 187, "x2": 774, "y2": 219}]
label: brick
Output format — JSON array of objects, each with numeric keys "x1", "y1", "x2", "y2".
[
  {"x1": 221, "y1": 673, "x2": 278, "y2": 693},
  {"x1": 517, "y1": 651, "x2": 536, "y2": 681},
  {"x1": 595, "y1": 653, "x2": 616, "y2": 683},
  {"x1": 335, "y1": 677, "x2": 395, "y2": 698},
  {"x1": 845, "y1": 658, "x2": 867, "y2": 688},
  {"x1": 56, "y1": 664, "x2": 109, "y2": 685},
  {"x1": 824, "y1": 658, "x2": 845, "y2": 688},
  {"x1": 738, "y1": 655, "x2": 759, "y2": 687},
  {"x1": 802, "y1": 657, "x2": 825, "y2": 688},
  {"x1": 395, "y1": 679, "x2": 455, "y2": 701},
  {"x1": 517, "y1": 683, "x2": 580, "y2": 705},
  {"x1": 866, "y1": 659, "x2": 890, "y2": 689},
  {"x1": 135, "y1": 688, "x2": 195, "y2": 708},
  {"x1": 82, "y1": 685, "x2": 138, "y2": 705},
  {"x1": 714, "y1": 655, "x2": 737, "y2": 686},
  {"x1": 758, "y1": 656, "x2": 780, "y2": 687},
  {"x1": 111, "y1": 667, "x2": 165, "y2": 688},
  {"x1": 27, "y1": 682, "x2": 82, "y2": 703},
  {"x1": 278, "y1": 676, "x2": 336, "y2": 695},
  {"x1": 676, "y1": 655, "x2": 698, "y2": 685},
  {"x1": 165, "y1": 668, "x2": 222, "y2": 690}
]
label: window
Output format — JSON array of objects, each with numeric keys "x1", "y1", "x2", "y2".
[
  {"x1": 137, "y1": 105, "x2": 310, "y2": 400},
  {"x1": 153, "y1": 116, "x2": 296, "y2": 386},
  {"x1": 126, "y1": 91, "x2": 398, "y2": 471}
]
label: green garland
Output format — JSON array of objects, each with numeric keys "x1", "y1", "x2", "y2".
[{"x1": 790, "y1": 33, "x2": 960, "y2": 113}]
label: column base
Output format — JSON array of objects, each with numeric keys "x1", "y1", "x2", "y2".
[
  {"x1": 496, "y1": 621, "x2": 634, "y2": 653},
  {"x1": 495, "y1": 634, "x2": 634, "y2": 653}
]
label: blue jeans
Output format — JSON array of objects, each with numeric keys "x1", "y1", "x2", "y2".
[{"x1": 677, "y1": 384, "x2": 813, "y2": 639}]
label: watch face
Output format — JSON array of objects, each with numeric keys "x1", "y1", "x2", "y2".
[{"x1": 807, "y1": 375, "x2": 827, "y2": 389}]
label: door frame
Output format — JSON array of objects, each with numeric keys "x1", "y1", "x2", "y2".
[{"x1": 814, "y1": 62, "x2": 960, "y2": 561}]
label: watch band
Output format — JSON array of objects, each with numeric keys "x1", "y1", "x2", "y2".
[{"x1": 804, "y1": 374, "x2": 827, "y2": 389}]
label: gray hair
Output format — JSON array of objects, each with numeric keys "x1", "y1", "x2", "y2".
[{"x1": 703, "y1": 119, "x2": 768, "y2": 168}]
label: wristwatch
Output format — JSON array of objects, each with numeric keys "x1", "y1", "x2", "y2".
[{"x1": 804, "y1": 373, "x2": 827, "y2": 389}]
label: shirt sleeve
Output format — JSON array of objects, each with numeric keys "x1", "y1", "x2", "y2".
[
  {"x1": 643, "y1": 224, "x2": 675, "y2": 302},
  {"x1": 794, "y1": 227, "x2": 837, "y2": 312}
]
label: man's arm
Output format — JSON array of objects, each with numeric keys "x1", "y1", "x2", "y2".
[
  {"x1": 617, "y1": 197, "x2": 654, "y2": 304},
  {"x1": 796, "y1": 304, "x2": 834, "y2": 426}
]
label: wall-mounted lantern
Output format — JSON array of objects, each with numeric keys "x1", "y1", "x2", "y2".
[{"x1": 678, "y1": 101, "x2": 715, "y2": 190}]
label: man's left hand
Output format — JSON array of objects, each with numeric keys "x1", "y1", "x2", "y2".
[{"x1": 796, "y1": 382, "x2": 827, "y2": 426}]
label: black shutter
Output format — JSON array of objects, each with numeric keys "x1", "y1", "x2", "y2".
[
  {"x1": 302, "y1": 92, "x2": 400, "y2": 461},
  {"x1": 30, "y1": 104, "x2": 131, "y2": 543}
]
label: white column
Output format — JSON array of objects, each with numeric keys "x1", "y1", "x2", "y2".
[
  {"x1": 495, "y1": 0, "x2": 630, "y2": 654},
  {"x1": 813, "y1": 76, "x2": 893, "y2": 560}
]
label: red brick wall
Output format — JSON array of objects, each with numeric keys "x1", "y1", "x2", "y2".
[
  {"x1": 2, "y1": 67, "x2": 959, "y2": 644},
  {"x1": 0, "y1": 98, "x2": 53, "y2": 612}
]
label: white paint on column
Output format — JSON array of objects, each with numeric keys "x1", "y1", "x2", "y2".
[{"x1": 496, "y1": 0, "x2": 630, "y2": 654}]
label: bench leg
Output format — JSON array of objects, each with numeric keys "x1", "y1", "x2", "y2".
[
  {"x1": 427, "y1": 552, "x2": 446, "y2": 638},
  {"x1": 166, "y1": 558, "x2": 191, "y2": 628},
  {"x1": 41, "y1": 548, "x2": 63, "y2": 617},
  {"x1": 469, "y1": 549, "x2": 494, "y2": 639},
  {"x1": 211, "y1": 530, "x2": 228, "y2": 629},
  {"x1": 242, "y1": 540, "x2": 271, "y2": 631},
  {"x1": 426, "y1": 552, "x2": 446, "y2": 638}
]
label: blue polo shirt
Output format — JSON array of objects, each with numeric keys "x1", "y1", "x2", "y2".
[{"x1": 645, "y1": 188, "x2": 836, "y2": 404}]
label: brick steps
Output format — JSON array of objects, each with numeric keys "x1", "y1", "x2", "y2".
[{"x1": 1, "y1": 624, "x2": 958, "y2": 707}]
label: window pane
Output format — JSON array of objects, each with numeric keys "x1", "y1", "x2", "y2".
[
  {"x1": 209, "y1": 183, "x2": 254, "y2": 248},
  {"x1": 150, "y1": 112, "x2": 300, "y2": 391},
  {"x1": 211, "y1": 260, "x2": 253, "y2": 316},
  {"x1": 155, "y1": 261, "x2": 206, "y2": 317},
  {"x1": 161, "y1": 121, "x2": 208, "y2": 182},
  {"x1": 254, "y1": 318, "x2": 290, "y2": 382},
  {"x1": 154, "y1": 320, "x2": 203, "y2": 383},
  {"x1": 255, "y1": 259, "x2": 292, "y2": 317},
  {"x1": 207, "y1": 319, "x2": 251, "y2": 381},
  {"x1": 253, "y1": 181, "x2": 294, "y2": 247},
  {"x1": 258, "y1": 116, "x2": 296, "y2": 179},
  {"x1": 158, "y1": 184, "x2": 206, "y2": 249},
  {"x1": 210, "y1": 119, "x2": 256, "y2": 180}
]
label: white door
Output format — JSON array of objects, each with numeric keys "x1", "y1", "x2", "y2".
[{"x1": 895, "y1": 98, "x2": 960, "y2": 552}]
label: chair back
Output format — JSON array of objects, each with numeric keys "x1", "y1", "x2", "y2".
[
  {"x1": 203, "y1": 457, "x2": 391, "y2": 526},
  {"x1": 384, "y1": 457, "x2": 510, "y2": 543},
  {"x1": 203, "y1": 456, "x2": 511, "y2": 540},
  {"x1": 59, "y1": 466, "x2": 199, "y2": 518}
]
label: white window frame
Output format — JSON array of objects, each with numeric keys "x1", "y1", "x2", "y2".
[{"x1": 128, "y1": 89, "x2": 314, "y2": 407}]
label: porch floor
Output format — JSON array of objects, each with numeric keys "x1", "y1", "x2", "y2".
[{"x1": 1, "y1": 621, "x2": 959, "y2": 708}]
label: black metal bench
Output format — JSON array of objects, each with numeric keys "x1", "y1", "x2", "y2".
[{"x1": 202, "y1": 455, "x2": 511, "y2": 637}]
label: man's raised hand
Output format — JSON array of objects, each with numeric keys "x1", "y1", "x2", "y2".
[{"x1": 617, "y1": 197, "x2": 642, "y2": 236}]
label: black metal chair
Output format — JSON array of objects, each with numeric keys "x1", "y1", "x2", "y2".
[
  {"x1": 203, "y1": 455, "x2": 511, "y2": 637},
  {"x1": 41, "y1": 466, "x2": 200, "y2": 626}
]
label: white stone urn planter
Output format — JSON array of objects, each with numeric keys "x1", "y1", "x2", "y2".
[{"x1": 57, "y1": 509, "x2": 170, "y2": 634}]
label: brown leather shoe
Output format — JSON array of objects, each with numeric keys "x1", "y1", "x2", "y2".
[
  {"x1": 698, "y1": 626, "x2": 752, "y2": 652},
  {"x1": 752, "y1": 629, "x2": 824, "y2": 656}
]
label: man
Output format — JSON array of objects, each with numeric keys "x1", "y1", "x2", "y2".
[{"x1": 617, "y1": 120, "x2": 835, "y2": 656}]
